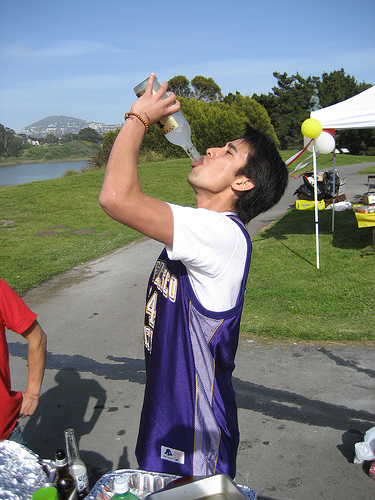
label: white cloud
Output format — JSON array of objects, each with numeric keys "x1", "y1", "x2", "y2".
[{"x1": 0, "y1": 40, "x2": 129, "y2": 62}]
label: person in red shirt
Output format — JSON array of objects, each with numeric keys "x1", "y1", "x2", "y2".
[{"x1": 0, "y1": 279, "x2": 47, "y2": 446}]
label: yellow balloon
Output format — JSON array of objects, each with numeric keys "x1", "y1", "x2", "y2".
[{"x1": 301, "y1": 118, "x2": 322, "y2": 139}]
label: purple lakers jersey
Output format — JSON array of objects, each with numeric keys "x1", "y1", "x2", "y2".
[{"x1": 135, "y1": 215, "x2": 252, "y2": 479}]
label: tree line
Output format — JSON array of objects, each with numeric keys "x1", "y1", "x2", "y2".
[
  {"x1": 0, "y1": 126, "x2": 103, "y2": 159},
  {"x1": 252, "y1": 69, "x2": 374, "y2": 153},
  {"x1": 88, "y1": 69, "x2": 373, "y2": 168},
  {"x1": 2, "y1": 69, "x2": 373, "y2": 164},
  {"x1": 168, "y1": 70, "x2": 374, "y2": 154}
]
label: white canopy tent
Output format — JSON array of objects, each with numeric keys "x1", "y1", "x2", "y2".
[
  {"x1": 308, "y1": 86, "x2": 375, "y2": 268},
  {"x1": 311, "y1": 85, "x2": 375, "y2": 129}
]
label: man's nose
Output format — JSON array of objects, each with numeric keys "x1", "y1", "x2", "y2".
[{"x1": 206, "y1": 147, "x2": 220, "y2": 157}]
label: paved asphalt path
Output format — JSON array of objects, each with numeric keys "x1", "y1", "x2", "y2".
[{"x1": 7, "y1": 162, "x2": 375, "y2": 499}]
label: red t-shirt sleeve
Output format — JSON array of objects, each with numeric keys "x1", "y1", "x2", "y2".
[
  {"x1": 0, "y1": 279, "x2": 38, "y2": 439},
  {"x1": 0, "y1": 279, "x2": 37, "y2": 333}
]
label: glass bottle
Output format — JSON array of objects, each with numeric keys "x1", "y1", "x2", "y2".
[
  {"x1": 64, "y1": 428, "x2": 90, "y2": 499},
  {"x1": 54, "y1": 448, "x2": 77, "y2": 500},
  {"x1": 112, "y1": 476, "x2": 140, "y2": 499},
  {"x1": 133, "y1": 76, "x2": 201, "y2": 163}
]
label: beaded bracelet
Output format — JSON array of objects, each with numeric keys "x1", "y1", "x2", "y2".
[{"x1": 124, "y1": 112, "x2": 148, "y2": 133}]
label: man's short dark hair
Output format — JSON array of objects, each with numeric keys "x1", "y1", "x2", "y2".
[{"x1": 234, "y1": 124, "x2": 288, "y2": 224}]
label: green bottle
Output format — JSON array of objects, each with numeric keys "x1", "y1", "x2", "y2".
[{"x1": 112, "y1": 476, "x2": 139, "y2": 499}]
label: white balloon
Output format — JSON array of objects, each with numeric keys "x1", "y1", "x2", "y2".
[{"x1": 314, "y1": 131, "x2": 335, "y2": 154}]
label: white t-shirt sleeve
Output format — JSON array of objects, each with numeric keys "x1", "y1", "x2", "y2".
[{"x1": 166, "y1": 204, "x2": 248, "y2": 311}]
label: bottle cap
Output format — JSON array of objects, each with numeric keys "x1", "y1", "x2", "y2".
[
  {"x1": 55, "y1": 449, "x2": 67, "y2": 466},
  {"x1": 113, "y1": 476, "x2": 130, "y2": 494}
]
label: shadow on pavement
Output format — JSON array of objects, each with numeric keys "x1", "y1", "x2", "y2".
[{"x1": 9, "y1": 342, "x2": 375, "y2": 472}]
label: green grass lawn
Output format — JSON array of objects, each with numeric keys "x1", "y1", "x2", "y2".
[
  {"x1": 241, "y1": 209, "x2": 374, "y2": 343},
  {"x1": 280, "y1": 150, "x2": 375, "y2": 172},
  {"x1": 1, "y1": 156, "x2": 374, "y2": 343},
  {"x1": 0, "y1": 159, "x2": 194, "y2": 293}
]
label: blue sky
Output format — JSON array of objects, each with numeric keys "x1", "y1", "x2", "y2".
[{"x1": 1, "y1": 0, "x2": 374, "y2": 132}]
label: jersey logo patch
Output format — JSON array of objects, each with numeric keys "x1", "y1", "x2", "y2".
[{"x1": 161, "y1": 445, "x2": 185, "y2": 464}]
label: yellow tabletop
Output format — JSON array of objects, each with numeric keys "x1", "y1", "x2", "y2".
[{"x1": 354, "y1": 211, "x2": 375, "y2": 228}]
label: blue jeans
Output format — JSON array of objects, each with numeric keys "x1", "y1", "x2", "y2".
[{"x1": 8, "y1": 421, "x2": 28, "y2": 447}]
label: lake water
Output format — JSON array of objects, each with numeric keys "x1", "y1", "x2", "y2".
[{"x1": 0, "y1": 160, "x2": 88, "y2": 187}]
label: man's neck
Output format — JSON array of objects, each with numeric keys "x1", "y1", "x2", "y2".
[{"x1": 194, "y1": 193, "x2": 236, "y2": 214}]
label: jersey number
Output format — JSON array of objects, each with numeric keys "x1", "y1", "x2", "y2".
[{"x1": 146, "y1": 291, "x2": 158, "y2": 328}]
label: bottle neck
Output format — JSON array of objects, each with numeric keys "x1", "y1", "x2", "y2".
[
  {"x1": 184, "y1": 142, "x2": 201, "y2": 162},
  {"x1": 56, "y1": 457, "x2": 68, "y2": 467},
  {"x1": 65, "y1": 429, "x2": 81, "y2": 463},
  {"x1": 55, "y1": 449, "x2": 68, "y2": 468}
]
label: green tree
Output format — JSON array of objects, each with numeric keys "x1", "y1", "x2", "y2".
[
  {"x1": 317, "y1": 68, "x2": 371, "y2": 107},
  {"x1": 229, "y1": 94, "x2": 279, "y2": 145},
  {"x1": 0, "y1": 124, "x2": 13, "y2": 152},
  {"x1": 76, "y1": 127, "x2": 103, "y2": 144},
  {"x1": 6, "y1": 136, "x2": 22, "y2": 157},
  {"x1": 140, "y1": 95, "x2": 277, "y2": 158},
  {"x1": 180, "y1": 98, "x2": 240, "y2": 153},
  {"x1": 168, "y1": 75, "x2": 191, "y2": 98},
  {"x1": 0, "y1": 124, "x2": 22, "y2": 157},
  {"x1": 60, "y1": 132, "x2": 75, "y2": 143},
  {"x1": 252, "y1": 69, "x2": 373, "y2": 151},
  {"x1": 87, "y1": 128, "x2": 120, "y2": 169},
  {"x1": 191, "y1": 76, "x2": 223, "y2": 102},
  {"x1": 168, "y1": 75, "x2": 223, "y2": 102},
  {"x1": 253, "y1": 72, "x2": 318, "y2": 149},
  {"x1": 314, "y1": 69, "x2": 373, "y2": 155},
  {"x1": 88, "y1": 75, "x2": 279, "y2": 164},
  {"x1": 45, "y1": 133, "x2": 59, "y2": 144},
  {"x1": 223, "y1": 91, "x2": 241, "y2": 105},
  {"x1": 337, "y1": 128, "x2": 375, "y2": 155}
]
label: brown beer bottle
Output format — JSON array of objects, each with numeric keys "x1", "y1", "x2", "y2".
[{"x1": 54, "y1": 448, "x2": 77, "y2": 500}]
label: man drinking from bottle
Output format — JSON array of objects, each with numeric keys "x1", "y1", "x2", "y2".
[{"x1": 99, "y1": 73, "x2": 288, "y2": 478}]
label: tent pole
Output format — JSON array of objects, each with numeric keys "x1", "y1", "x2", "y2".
[
  {"x1": 313, "y1": 144, "x2": 320, "y2": 269},
  {"x1": 332, "y1": 157, "x2": 336, "y2": 232}
]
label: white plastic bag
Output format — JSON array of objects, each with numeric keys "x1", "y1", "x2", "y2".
[
  {"x1": 325, "y1": 201, "x2": 352, "y2": 211},
  {"x1": 354, "y1": 426, "x2": 375, "y2": 464}
]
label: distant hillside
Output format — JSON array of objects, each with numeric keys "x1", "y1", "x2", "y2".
[{"x1": 19, "y1": 115, "x2": 122, "y2": 138}]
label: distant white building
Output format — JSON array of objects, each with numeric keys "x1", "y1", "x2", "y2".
[{"x1": 27, "y1": 138, "x2": 40, "y2": 146}]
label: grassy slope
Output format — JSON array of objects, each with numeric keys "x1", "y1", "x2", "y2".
[{"x1": 0, "y1": 159, "x2": 194, "y2": 293}]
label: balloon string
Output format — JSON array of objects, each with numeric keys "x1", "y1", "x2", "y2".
[{"x1": 285, "y1": 138, "x2": 313, "y2": 167}]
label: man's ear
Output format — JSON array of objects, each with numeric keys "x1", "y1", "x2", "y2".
[{"x1": 232, "y1": 175, "x2": 255, "y2": 192}]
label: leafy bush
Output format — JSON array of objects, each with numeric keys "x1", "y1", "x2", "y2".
[
  {"x1": 101, "y1": 97, "x2": 280, "y2": 165},
  {"x1": 17, "y1": 140, "x2": 100, "y2": 162},
  {"x1": 62, "y1": 169, "x2": 80, "y2": 177}
]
